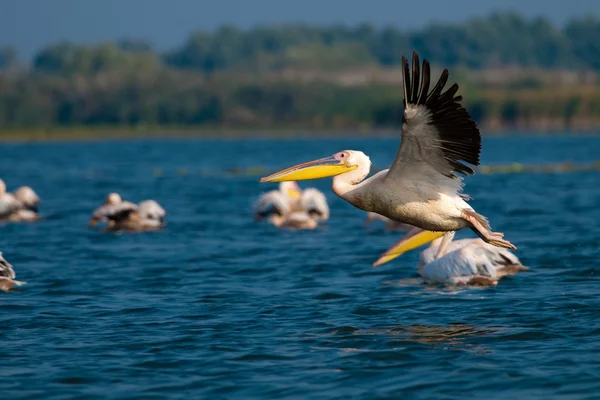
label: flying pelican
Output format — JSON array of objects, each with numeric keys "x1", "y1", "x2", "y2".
[
  {"x1": 0, "y1": 179, "x2": 40, "y2": 222},
  {"x1": 260, "y1": 51, "x2": 515, "y2": 253},
  {"x1": 88, "y1": 193, "x2": 166, "y2": 232},
  {"x1": 253, "y1": 182, "x2": 329, "y2": 229},
  {"x1": 364, "y1": 212, "x2": 411, "y2": 231},
  {"x1": 0, "y1": 252, "x2": 26, "y2": 292},
  {"x1": 373, "y1": 229, "x2": 527, "y2": 286}
]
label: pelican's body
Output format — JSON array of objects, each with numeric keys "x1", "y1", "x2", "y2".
[
  {"x1": 0, "y1": 252, "x2": 26, "y2": 292},
  {"x1": 260, "y1": 51, "x2": 515, "y2": 251},
  {"x1": 89, "y1": 193, "x2": 166, "y2": 232},
  {"x1": 253, "y1": 182, "x2": 329, "y2": 230},
  {"x1": 374, "y1": 229, "x2": 527, "y2": 286},
  {"x1": 0, "y1": 180, "x2": 41, "y2": 222},
  {"x1": 364, "y1": 212, "x2": 412, "y2": 231}
]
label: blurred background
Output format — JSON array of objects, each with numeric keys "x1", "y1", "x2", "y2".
[{"x1": 1, "y1": 0, "x2": 600, "y2": 138}]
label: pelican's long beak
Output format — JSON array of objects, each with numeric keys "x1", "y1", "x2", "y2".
[
  {"x1": 260, "y1": 156, "x2": 357, "y2": 183},
  {"x1": 372, "y1": 228, "x2": 445, "y2": 267}
]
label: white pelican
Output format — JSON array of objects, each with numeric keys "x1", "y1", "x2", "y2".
[
  {"x1": 253, "y1": 182, "x2": 329, "y2": 229},
  {"x1": 0, "y1": 179, "x2": 40, "y2": 222},
  {"x1": 0, "y1": 252, "x2": 26, "y2": 292},
  {"x1": 260, "y1": 51, "x2": 515, "y2": 252},
  {"x1": 364, "y1": 212, "x2": 411, "y2": 231},
  {"x1": 373, "y1": 229, "x2": 527, "y2": 286},
  {"x1": 11, "y1": 186, "x2": 41, "y2": 222},
  {"x1": 89, "y1": 193, "x2": 166, "y2": 232}
]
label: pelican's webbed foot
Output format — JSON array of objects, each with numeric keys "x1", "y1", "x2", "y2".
[{"x1": 462, "y1": 209, "x2": 517, "y2": 250}]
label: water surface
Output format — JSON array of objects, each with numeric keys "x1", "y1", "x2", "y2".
[{"x1": 1, "y1": 136, "x2": 600, "y2": 399}]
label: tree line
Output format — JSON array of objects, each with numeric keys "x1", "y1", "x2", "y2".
[{"x1": 0, "y1": 12, "x2": 599, "y2": 132}]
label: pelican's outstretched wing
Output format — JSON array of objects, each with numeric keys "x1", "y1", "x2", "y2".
[
  {"x1": 420, "y1": 238, "x2": 476, "y2": 265},
  {"x1": 384, "y1": 51, "x2": 481, "y2": 194},
  {"x1": 252, "y1": 190, "x2": 290, "y2": 221},
  {"x1": 300, "y1": 188, "x2": 329, "y2": 221}
]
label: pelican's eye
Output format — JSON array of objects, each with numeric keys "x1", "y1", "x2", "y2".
[{"x1": 335, "y1": 151, "x2": 350, "y2": 161}]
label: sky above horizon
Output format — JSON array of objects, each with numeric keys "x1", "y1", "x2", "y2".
[{"x1": 1, "y1": 0, "x2": 599, "y2": 59}]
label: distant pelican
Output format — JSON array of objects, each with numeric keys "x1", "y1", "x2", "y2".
[
  {"x1": 364, "y1": 212, "x2": 411, "y2": 231},
  {"x1": 260, "y1": 51, "x2": 515, "y2": 253},
  {"x1": 253, "y1": 182, "x2": 329, "y2": 229},
  {"x1": 0, "y1": 179, "x2": 40, "y2": 222},
  {"x1": 89, "y1": 193, "x2": 166, "y2": 232},
  {"x1": 11, "y1": 186, "x2": 41, "y2": 222},
  {"x1": 373, "y1": 229, "x2": 527, "y2": 286},
  {"x1": 0, "y1": 252, "x2": 26, "y2": 292}
]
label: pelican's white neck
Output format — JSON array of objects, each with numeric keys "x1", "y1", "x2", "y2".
[{"x1": 331, "y1": 151, "x2": 371, "y2": 199}]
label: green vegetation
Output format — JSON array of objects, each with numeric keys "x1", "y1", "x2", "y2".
[{"x1": 1, "y1": 12, "x2": 600, "y2": 136}]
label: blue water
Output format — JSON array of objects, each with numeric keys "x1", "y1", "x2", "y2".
[{"x1": 2, "y1": 136, "x2": 600, "y2": 399}]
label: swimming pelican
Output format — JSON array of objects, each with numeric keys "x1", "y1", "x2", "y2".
[
  {"x1": 0, "y1": 252, "x2": 26, "y2": 292},
  {"x1": 0, "y1": 179, "x2": 40, "y2": 222},
  {"x1": 89, "y1": 193, "x2": 166, "y2": 232},
  {"x1": 11, "y1": 186, "x2": 41, "y2": 221},
  {"x1": 373, "y1": 229, "x2": 527, "y2": 286},
  {"x1": 364, "y1": 212, "x2": 411, "y2": 231},
  {"x1": 260, "y1": 51, "x2": 515, "y2": 252},
  {"x1": 253, "y1": 182, "x2": 328, "y2": 229}
]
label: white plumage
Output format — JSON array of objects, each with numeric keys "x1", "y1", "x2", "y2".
[
  {"x1": 300, "y1": 188, "x2": 329, "y2": 222},
  {"x1": 420, "y1": 239, "x2": 527, "y2": 286}
]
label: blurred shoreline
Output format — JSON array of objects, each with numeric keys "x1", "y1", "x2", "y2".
[
  {"x1": 1, "y1": 13, "x2": 600, "y2": 138},
  {"x1": 0, "y1": 126, "x2": 599, "y2": 143}
]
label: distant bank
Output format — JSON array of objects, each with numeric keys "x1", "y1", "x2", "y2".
[{"x1": 0, "y1": 126, "x2": 598, "y2": 143}]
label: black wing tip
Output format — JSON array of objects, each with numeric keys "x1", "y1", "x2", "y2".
[{"x1": 403, "y1": 50, "x2": 482, "y2": 176}]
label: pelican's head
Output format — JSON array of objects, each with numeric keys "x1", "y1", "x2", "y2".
[
  {"x1": 279, "y1": 181, "x2": 302, "y2": 200},
  {"x1": 104, "y1": 192, "x2": 122, "y2": 205},
  {"x1": 0, "y1": 179, "x2": 5, "y2": 196},
  {"x1": 372, "y1": 228, "x2": 446, "y2": 267},
  {"x1": 260, "y1": 150, "x2": 369, "y2": 183}
]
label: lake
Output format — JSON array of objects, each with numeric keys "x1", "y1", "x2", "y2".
[{"x1": 1, "y1": 135, "x2": 600, "y2": 399}]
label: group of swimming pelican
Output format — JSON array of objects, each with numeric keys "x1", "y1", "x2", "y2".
[
  {"x1": 252, "y1": 181, "x2": 330, "y2": 229},
  {"x1": 2, "y1": 51, "x2": 526, "y2": 292},
  {"x1": 258, "y1": 51, "x2": 527, "y2": 287},
  {"x1": 0, "y1": 179, "x2": 168, "y2": 291}
]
